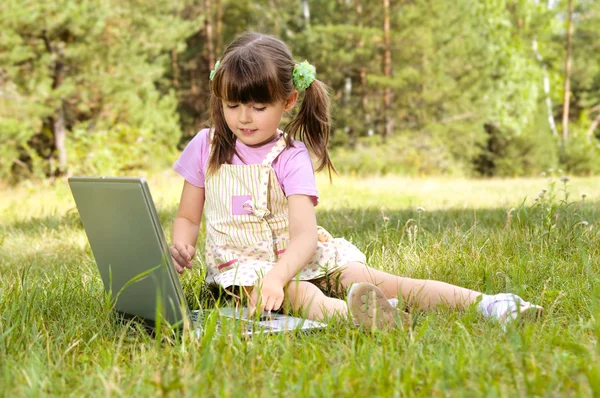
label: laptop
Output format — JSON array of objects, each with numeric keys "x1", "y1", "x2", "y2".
[{"x1": 68, "y1": 176, "x2": 327, "y2": 336}]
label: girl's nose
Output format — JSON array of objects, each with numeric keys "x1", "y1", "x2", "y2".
[{"x1": 239, "y1": 106, "x2": 252, "y2": 123}]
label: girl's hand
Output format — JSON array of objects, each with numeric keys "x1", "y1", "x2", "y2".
[
  {"x1": 249, "y1": 273, "x2": 286, "y2": 314},
  {"x1": 169, "y1": 243, "x2": 195, "y2": 274}
]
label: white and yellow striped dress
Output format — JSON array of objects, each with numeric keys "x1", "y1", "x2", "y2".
[{"x1": 204, "y1": 134, "x2": 366, "y2": 288}]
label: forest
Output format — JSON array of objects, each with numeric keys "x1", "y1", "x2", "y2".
[{"x1": 1, "y1": 0, "x2": 599, "y2": 182}]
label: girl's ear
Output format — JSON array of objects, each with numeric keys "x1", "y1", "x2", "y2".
[{"x1": 284, "y1": 90, "x2": 299, "y2": 112}]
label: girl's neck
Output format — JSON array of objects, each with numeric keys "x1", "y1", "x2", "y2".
[{"x1": 237, "y1": 130, "x2": 281, "y2": 148}]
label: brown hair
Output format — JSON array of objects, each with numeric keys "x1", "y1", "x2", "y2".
[{"x1": 207, "y1": 32, "x2": 335, "y2": 178}]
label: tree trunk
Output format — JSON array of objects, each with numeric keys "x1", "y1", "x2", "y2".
[
  {"x1": 54, "y1": 102, "x2": 67, "y2": 176},
  {"x1": 205, "y1": 0, "x2": 215, "y2": 69},
  {"x1": 587, "y1": 114, "x2": 600, "y2": 142},
  {"x1": 216, "y1": 0, "x2": 223, "y2": 56},
  {"x1": 383, "y1": 0, "x2": 392, "y2": 139},
  {"x1": 562, "y1": 0, "x2": 574, "y2": 143},
  {"x1": 42, "y1": 31, "x2": 68, "y2": 176},
  {"x1": 532, "y1": 39, "x2": 558, "y2": 136},
  {"x1": 357, "y1": 0, "x2": 369, "y2": 145},
  {"x1": 301, "y1": 0, "x2": 310, "y2": 28},
  {"x1": 171, "y1": 49, "x2": 180, "y2": 88}
]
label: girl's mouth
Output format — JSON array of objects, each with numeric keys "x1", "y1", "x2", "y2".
[{"x1": 240, "y1": 129, "x2": 256, "y2": 135}]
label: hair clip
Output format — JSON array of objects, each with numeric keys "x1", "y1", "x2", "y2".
[
  {"x1": 292, "y1": 60, "x2": 316, "y2": 90},
  {"x1": 209, "y1": 60, "x2": 220, "y2": 81}
]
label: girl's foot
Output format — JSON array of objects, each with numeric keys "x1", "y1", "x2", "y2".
[
  {"x1": 347, "y1": 282, "x2": 408, "y2": 330},
  {"x1": 480, "y1": 293, "x2": 543, "y2": 327}
]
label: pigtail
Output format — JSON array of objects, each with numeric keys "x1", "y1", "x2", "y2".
[
  {"x1": 285, "y1": 79, "x2": 337, "y2": 179},
  {"x1": 207, "y1": 94, "x2": 237, "y2": 176}
]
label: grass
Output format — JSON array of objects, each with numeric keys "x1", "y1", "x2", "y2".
[{"x1": 1, "y1": 171, "x2": 600, "y2": 396}]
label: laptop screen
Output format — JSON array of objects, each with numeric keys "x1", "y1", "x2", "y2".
[{"x1": 69, "y1": 177, "x2": 189, "y2": 326}]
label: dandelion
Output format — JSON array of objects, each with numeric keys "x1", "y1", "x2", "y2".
[
  {"x1": 537, "y1": 191, "x2": 545, "y2": 198},
  {"x1": 541, "y1": 188, "x2": 548, "y2": 193},
  {"x1": 582, "y1": 193, "x2": 587, "y2": 199},
  {"x1": 417, "y1": 206, "x2": 426, "y2": 213},
  {"x1": 578, "y1": 221, "x2": 589, "y2": 227},
  {"x1": 383, "y1": 216, "x2": 390, "y2": 222},
  {"x1": 560, "y1": 176, "x2": 570, "y2": 183}
]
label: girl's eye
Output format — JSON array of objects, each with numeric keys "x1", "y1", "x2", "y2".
[
  {"x1": 226, "y1": 104, "x2": 239, "y2": 109},
  {"x1": 254, "y1": 107, "x2": 266, "y2": 112}
]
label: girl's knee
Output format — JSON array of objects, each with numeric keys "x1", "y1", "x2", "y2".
[{"x1": 285, "y1": 280, "x2": 321, "y2": 309}]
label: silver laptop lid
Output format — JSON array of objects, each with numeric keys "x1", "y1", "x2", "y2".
[{"x1": 68, "y1": 177, "x2": 189, "y2": 326}]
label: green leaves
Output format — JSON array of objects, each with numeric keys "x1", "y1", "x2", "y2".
[{"x1": 0, "y1": 0, "x2": 192, "y2": 179}]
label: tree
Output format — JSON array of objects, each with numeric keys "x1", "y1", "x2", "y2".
[
  {"x1": 562, "y1": 0, "x2": 575, "y2": 143},
  {"x1": 0, "y1": 0, "x2": 192, "y2": 180}
]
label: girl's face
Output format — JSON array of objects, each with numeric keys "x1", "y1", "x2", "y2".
[{"x1": 222, "y1": 92, "x2": 298, "y2": 146}]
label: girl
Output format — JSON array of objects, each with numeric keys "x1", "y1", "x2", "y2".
[{"x1": 170, "y1": 32, "x2": 542, "y2": 330}]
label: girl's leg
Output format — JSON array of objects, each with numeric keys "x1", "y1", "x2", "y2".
[
  {"x1": 335, "y1": 262, "x2": 482, "y2": 310},
  {"x1": 285, "y1": 280, "x2": 348, "y2": 321}
]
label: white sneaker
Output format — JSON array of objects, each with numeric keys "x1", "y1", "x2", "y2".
[
  {"x1": 483, "y1": 293, "x2": 543, "y2": 327},
  {"x1": 347, "y1": 282, "x2": 408, "y2": 330}
]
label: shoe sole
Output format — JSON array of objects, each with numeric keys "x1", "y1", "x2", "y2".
[{"x1": 348, "y1": 283, "x2": 407, "y2": 330}]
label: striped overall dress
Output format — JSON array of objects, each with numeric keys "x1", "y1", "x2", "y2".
[{"x1": 204, "y1": 133, "x2": 366, "y2": 288}]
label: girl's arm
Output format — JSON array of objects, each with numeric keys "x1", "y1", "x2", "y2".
[
  {"x1": 272, "y1": 194, "x2": 318, "y2": 281},
  {"x1": 170, "y1": 181, "x2": 205, "y2": 274},
  {"x1": 250, "y1": 194, "x2": 318, "y2": 312}
]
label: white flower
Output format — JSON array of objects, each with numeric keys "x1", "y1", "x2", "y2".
[
  {"x1": 537, "y1": 191, "x2": 545, "y2": 198},
  {"x1": 416, "y1": 206, "x2": 426, "y2": 213},
  {"x1": 578, "y1": 221, "x2": 589, "y2": 226},
  {"x1": 560, "y1": 176, "x2": 570, "y2": 183},
  {"x1": 383, "y1": 216, "x2": 390, "y2": 222},
  {"x1": 540, "y1": 172, "x2": 547, "y2": 177}
]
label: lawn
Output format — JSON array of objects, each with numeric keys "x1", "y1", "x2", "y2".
[{"x1": 1, "y1": 171, "x2": 599, "y2": 396}]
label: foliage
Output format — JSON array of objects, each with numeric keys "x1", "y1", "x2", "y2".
[
  {"x1": 0, "y1": 0, "x2": 192, "y2": 180},
  {"x1": 1, "y1": 0, "x2": 599, "y2": 181},
  {"x1": 560, "y1": 133, "x2": 600, "y2": 176},
  {"x1": 331, "y1": 133, "x2": 465, "y2": 177}
]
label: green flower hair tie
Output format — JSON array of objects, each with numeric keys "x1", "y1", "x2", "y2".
[
  {"x1": 209, "y1": 60, "x2": 220, "y2": 81},
  {"x1": 292, "y1": 60, "x2": 316, "y2": 90}
]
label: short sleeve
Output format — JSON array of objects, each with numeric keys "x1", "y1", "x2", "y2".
[
  {"x1": 173, "y1": 129, "x2": 210, "y2": 188},
  {"x1": 275, "y1": 143, "x2": 319, "y2": 205}
]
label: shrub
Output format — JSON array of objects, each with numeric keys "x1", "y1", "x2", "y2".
[{"x1": 560, "y1": 133, "x2": 600, "y2": 176}]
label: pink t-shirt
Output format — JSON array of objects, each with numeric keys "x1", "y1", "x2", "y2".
[{"x1": 173, "y1": 129, "x2": 319, "y2": 204}]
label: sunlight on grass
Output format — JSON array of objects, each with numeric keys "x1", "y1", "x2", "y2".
[{"x1": 1, "y1": 171, "x2": 599, "y2": 396}]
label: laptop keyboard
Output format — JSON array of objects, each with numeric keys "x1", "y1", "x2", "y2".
[
  {"x1": 190, "y1": 309, "x2": 273, "y2": 334},
  {"x1": 189, "y1": 308, "x2": 327, "y2": 335}
]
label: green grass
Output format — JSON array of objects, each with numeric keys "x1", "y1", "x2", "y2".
[{"x1": 1, "y1": 171, "x2": 600, "y2": 396}]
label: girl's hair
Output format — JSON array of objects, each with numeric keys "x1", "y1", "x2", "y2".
[{"x1": 207, "y1": 32, "x2": 335, "y2": 177}]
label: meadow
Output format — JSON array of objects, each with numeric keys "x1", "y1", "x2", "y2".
[{"x1": 1, "y1": 171, "x2": 599, "y2": 396}]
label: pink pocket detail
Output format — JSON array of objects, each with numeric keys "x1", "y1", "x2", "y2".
[
  {"x1": 232, "y1": 195, "x2": 253, "y2": 215},
  {"x1": 276, "y1": 249, "x2": 286, "y2": 255}
]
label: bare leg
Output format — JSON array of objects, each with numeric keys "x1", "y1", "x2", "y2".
[
  {"x1": 335, "y1": 262, "x2": 482, "y2": 310},
  {"x1": 285, "y1": 280, "x2": 348, "y2": 321}
]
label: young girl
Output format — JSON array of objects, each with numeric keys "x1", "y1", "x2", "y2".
[{"x1": 170, "y1": 32, "x2": 542, "y2": 330}]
